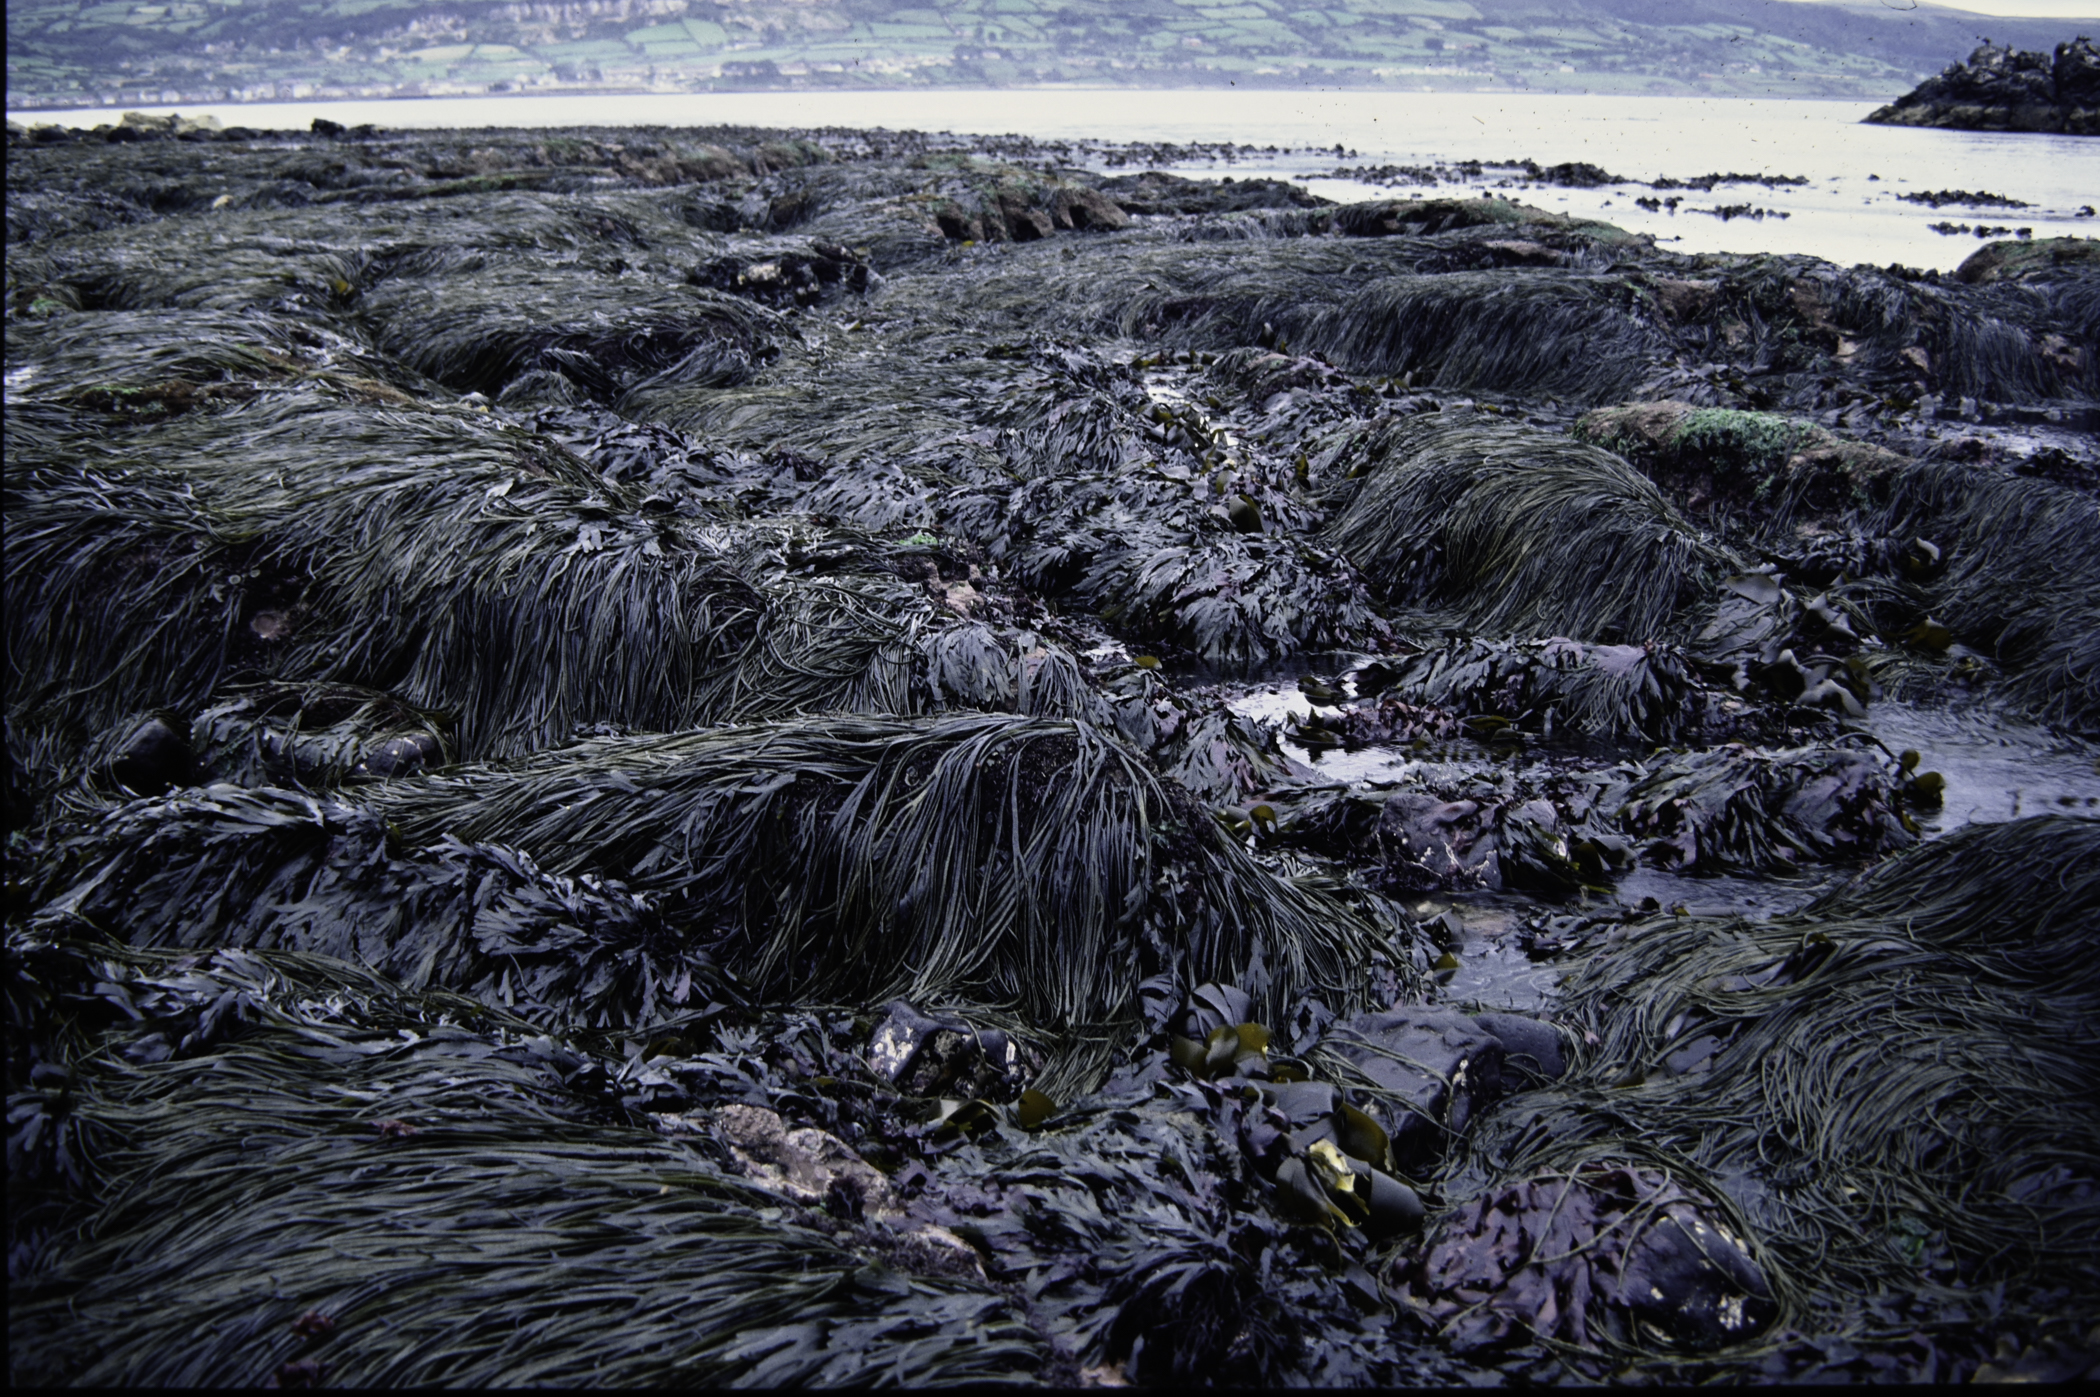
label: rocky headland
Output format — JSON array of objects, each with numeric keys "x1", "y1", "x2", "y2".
[{"x1": 1866, "y1": 36, "x2": 2099, "y2": 136}]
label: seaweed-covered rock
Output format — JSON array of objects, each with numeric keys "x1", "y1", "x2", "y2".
[
  {"x1": 1342, "y1": 637, "x2": 1742, "y2": 746},
  {"x1": 1319, "y1": 1006, "x2": 1506, "y2": 1173},
  {"x1": 1375, "y1": 791, "x2": 1589, "y2": 897},
  {"x1": 189, "y1": 683, "x2": 452, "y2": 787},
  {"x1": 1326, "y1": 415, "x2": 1738, "y2": 644},
  {"x1": 1865, "y1": 38, "x2": 2100, "y2": 136},
  {"x1": 6, "y1": 115, "x2": 2096, "y2": 1387},
  {"x1": 1097, "y1": 170, "x2": 1328, "y2": 217},
  {"x1": 1409, "y1": 1165, "x2": 1776, "y2": 1354},
  {"x1": 1615, "y1": 741, "x2": 1917, "y2": 873}
]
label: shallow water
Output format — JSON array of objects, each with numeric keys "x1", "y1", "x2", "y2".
[
  {"x1": 29, "y1": 88, "x2": 2100, "y2": 271},
  {"x1": 1232, "y1": 681, "x2": 2100, "y2": 837},
  {"x1": 1226, "y1": 679, "x2": 2100, "y2": 1010},
  {"x1": 1860, "y1": 700, "x2": 2100, "y2": 831}
]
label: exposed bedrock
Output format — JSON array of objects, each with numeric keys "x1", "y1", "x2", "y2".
[{"x1": 1866, "y1": 37, "x2": 2100, "y2": 135}]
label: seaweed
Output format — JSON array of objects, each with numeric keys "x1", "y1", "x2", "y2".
[
  {"x1": 1325, "y1": 414, "x2": 1740, "y2": 644},
  {"x1": 28, "y1": 713, "x2": 1406, "y2": 1092},
  {"x1": 1450, "y1": 815, "x2": 2100, "y2": 1363},
  {"x1": 1866, "y1": 462, "x2": 2100, "y2": 733},
  {"x1": 5, "y1": 936, "x2": 1045, "y2": 1389},
  {"x1": 355, "y1": 713, "x2": 1402, "y2": 1081},
  {"x1": 4, "y1": 397, "x2": 773, "y2": 760},
  {"x1": 6, "y1": 116, "x2": 2096, "y2": 1387}
]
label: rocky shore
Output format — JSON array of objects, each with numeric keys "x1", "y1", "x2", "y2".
[
  {"x1": 1866, "y1": 36, "x2": 2099, "y2": 136},
  {"x1": 6, "y1": 117, "x2": 2099, "y2": 1387}
]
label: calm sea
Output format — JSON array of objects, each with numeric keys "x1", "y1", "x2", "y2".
[{"x1": 31, "y1": 88, "x2": 2099, "y2": 272}]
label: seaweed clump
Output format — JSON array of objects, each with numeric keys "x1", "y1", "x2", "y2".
[{"x1": 1444, "y1": 816, "x2": 2100, "y2": 1378}]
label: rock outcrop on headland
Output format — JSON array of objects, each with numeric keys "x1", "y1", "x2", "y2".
[{"x1": 1866, "y1": 37, "x2": 2099, "y2": 136}]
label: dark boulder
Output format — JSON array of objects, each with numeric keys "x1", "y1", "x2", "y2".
[
  {"x1": 106, "y1": 716, "x2": 193, "y2": 795},
  {"x1": 351, "y1": 733, "x2": 445, "y2": 780},
  {"x1": 1472, "y1": 1012, "x2": 1568, "y2": 1082},
  {"x1": 1322, "y1": 1006, "x2": 1505, "y2": 1173}
]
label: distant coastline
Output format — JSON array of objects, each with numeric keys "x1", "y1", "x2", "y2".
[{"x1": 8, "y1": 0, "x2": 2085, "y2": 113}]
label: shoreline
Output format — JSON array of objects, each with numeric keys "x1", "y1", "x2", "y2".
[{"x1": 15, "y1": 94, "x2": 2094, "y2": 273}]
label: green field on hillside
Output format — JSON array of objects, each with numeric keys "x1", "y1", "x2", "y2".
[{"x1": 3, "y1": 0, "x2": 2080, "y2": 109}]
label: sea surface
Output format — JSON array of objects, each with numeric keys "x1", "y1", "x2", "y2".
[{"x1": 30, "y1": 87, "x2": 2100, "y2": 271}]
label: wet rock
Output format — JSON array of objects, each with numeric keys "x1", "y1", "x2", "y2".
[
  {"x1": 1411, "y1": 1166, "x2": 1775, "y2": 1353},
  {"x1": 1472, "y1": 1012, "x2": 1568, "y2": 1082},
  {"x1": 1866, "y1": 39, "x2": 2100, "y2": 136},
  {"x1": 105, "y1": 715, "x2": 193, "y2": 795},
  {"x1": 1047, "y1": 186, "x2": 1130, "y2": 232},
  {"x1": 1322, "y1": 1006, "x2": 1505, "y2": 1173},
  {"x1": 931, "y1": 204, "x2": 985, "y2": 241},
  {"x1": 866, "y1": 1000, "x2": 1030, "y2": 1102},
  {"x1": 1334, "y1": 196, "x2": 1517, "y2": 237},
  {"x1": 712, "y1": 1103, "x2": 899, "y2": 1217}
]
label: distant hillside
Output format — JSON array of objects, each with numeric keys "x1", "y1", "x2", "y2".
[{"x1": 5, "y1": 0, "x2": 2081, "y2": 111}]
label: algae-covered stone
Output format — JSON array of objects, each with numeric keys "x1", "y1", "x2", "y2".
[{"x1": 1320, "y1": 1006, "x2": 1506, "y2": 1172}]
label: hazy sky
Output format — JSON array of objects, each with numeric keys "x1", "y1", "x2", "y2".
[
  {"x1": 1886, "y1": 0, "x2": 2100, "y2": 16},
  {"x1": 1776, "y1": 0, "x2": 2099, "y2": 15}
]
